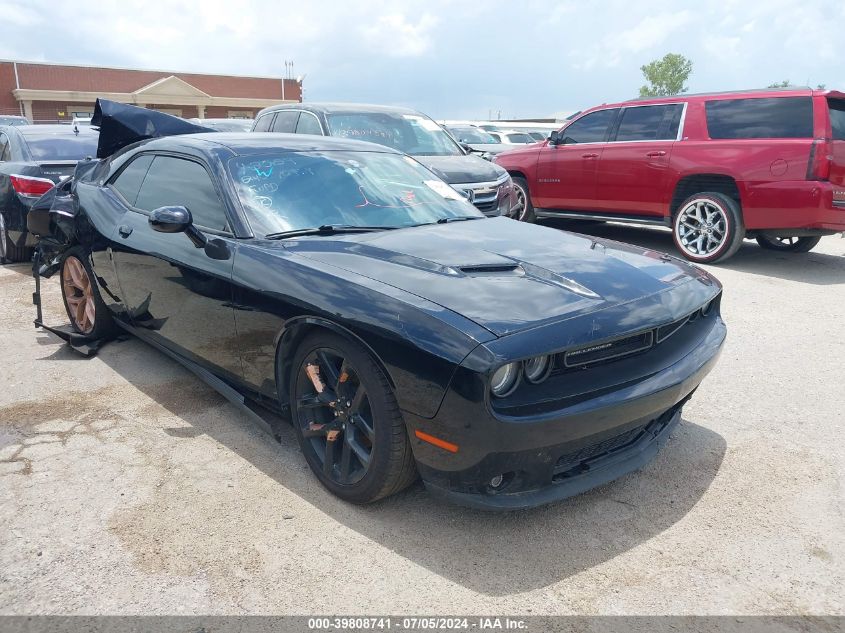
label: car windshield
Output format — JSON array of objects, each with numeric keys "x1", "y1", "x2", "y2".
[
  {"x1": 449, "y1": 127, "x2": 498, "y2": 144},
  {"x1": 205, "y1": 119, "x2": 254, "y2": 132},
  {"x1": 505, "y1": 132, "x2": 534, "y2": 143},
  {"x1": 326, "y1": 112, "x2": 463, "y2": 157},
  {"x1": 229, "y1": 150, "x2": 482, "y2": 236},
  {"x1": 23, "y1": 134, "x2": 99, "y2": 160},
  {"x1": 0, "y1": 116, "x2": 28, "y2": 126}
]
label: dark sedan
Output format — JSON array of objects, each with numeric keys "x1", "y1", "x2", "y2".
[
  {"x1": 32, "y1": 111, "x2": 725, "y2": 509},
  {"x1": 0, "y1": 124, "x2": 98, "y2": 262}
]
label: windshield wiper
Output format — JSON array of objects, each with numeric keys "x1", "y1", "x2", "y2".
[
  {"x1": 265, "y1": 225, "x2": 394, "y2": 240},
  {"x1": 436, "y1": 216, "x2": 485, "y2": 224}
]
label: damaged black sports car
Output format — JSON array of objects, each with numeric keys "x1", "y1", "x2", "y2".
[{"x1": 30, "y1": 100, "x2": 726, "y2": 509}]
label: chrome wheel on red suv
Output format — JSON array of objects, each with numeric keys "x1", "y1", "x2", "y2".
[{"x1": 672, "y1": 193, "x2": 745, "y2": 264}]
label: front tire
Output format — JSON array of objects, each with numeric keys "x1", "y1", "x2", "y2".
[
  {"x1": 289, "y1": 331, "x2": 417, "y2": 504},
  {"x1": 60, "y1": 247, "x2": 115, "y2": 338},
  {"x1": 672, "y1": 192, "x2": 744, "y2": 264},
  {"x1": 511, "y1": 177, "x2": 535, "y2": 223},
  {"x1": 756, "y1": 235, "x2": 821, "y2": 253}
]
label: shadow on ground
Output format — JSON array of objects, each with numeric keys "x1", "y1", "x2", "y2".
[
  {"x1": 32, "y1": 328, "x2": 728, "y2": 597},
  {"x1": 540, "y1": 218, "x2": 845, "y2": 285}
]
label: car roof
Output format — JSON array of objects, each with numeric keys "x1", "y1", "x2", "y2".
[
  {"x1": 12, "y1": 124, "x2": 99, "y2": 137},
  {"x1": 261, "y1": 102, "x2": 423, "y2": 116},
  {"x1": 591, "y1": 87, "x2": 844, "y2": 110},
  {"x1": 138, "y1": 132, "x2": 404, "y2": 156}
]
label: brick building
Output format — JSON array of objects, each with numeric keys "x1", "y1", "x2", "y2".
[{"x1": 0, "y1": 60, "x2": 301, "y2": 122}]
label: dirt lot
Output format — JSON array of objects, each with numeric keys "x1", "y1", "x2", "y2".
[{"x1": 0, "y1": 225, "x2": 843, "y2": 616}]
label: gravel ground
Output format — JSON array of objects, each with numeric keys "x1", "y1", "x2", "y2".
[{"x1": 0, "y1": 225, "x2": 843, "y2": 616}]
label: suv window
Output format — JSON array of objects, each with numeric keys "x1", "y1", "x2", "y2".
[
  {"x1": 705, "y1": 97, "x2": 813, "y2": 139},
  {"x1": 829, "y1": 99, "x2": 845, "y2": 141},
  {"x1": 615, "y1": 104, "x2": 683, "y2": 141},
  {"x1": 296, "y1": 112, "x2": 323, "y2": 135},
  {"x1": 561, "y1": 109, "x2": 618, "y2": 144},
  {"x1": 135, "y1": 156, "x2": 229, "y2": 231},
  {"x1": 271, "y1": 111, "x2": 299, "y2": 133},
  {"x1": 253, "y1": 114, "x2": 273, "y2": 132},
  {"x1": 111, "y1": 154, "x2": 154, "y2": 206}
]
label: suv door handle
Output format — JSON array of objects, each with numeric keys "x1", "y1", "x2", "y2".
[
  {"x1": 118, "y1": 225, "x2": 133, "y2": 238},
  {"x1": 646, "y1": 150, "x2": 667, "y2": 157},
  {"x1": 581, "y1": 152, "x2": 599, "y2": 159}
]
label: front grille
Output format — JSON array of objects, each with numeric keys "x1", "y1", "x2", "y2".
[
  {"x1": 473, "y1": 198, "x2": 499, "y2": 212},
  {"x1": 563, "y1": 331, "x2": 653, "y2": 367},
  {"x1": 552, "y1": 401, "x2": 683, "y2": 481}
]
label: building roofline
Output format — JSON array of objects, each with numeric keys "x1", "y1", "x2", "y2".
[{"x1": 0, "y1": 58, "x2": 291, "y2": 82}]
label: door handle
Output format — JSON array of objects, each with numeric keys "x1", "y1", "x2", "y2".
[
  {"x1": 646, "y1": 150, "x2": 667, "y2": 157},
  {"x1": 118, "y1": 225, "x2": 133, "y2": 238},
  {"x1": 581, "y1": 152, "x2": 599, "y2": 159}
]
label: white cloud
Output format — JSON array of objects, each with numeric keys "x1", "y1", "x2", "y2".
[
  {"x1": 572, "y1": 10, "x2": 693, "y2": 70},
  {"x1": 361, "y1": 13, "x2": 439, "y2": 57}
]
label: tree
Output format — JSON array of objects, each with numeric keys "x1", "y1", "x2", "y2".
[
  {"x1": 639, "y1": 53, "x2": 693, "y2": 98},
  {"x1": 768, "y1": 80, "x2": 792, "y2": 88}
]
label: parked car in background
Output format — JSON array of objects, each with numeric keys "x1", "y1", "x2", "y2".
[
  {"x1": 488, "y1": 130, "x2": 536, "y2": 145},
  {"x1": 188, "y1": 118, "x2": 253, "y2": 132},
  {"x1": 253, "y1": 103, "x2": 516, "y2": 217},
  {"x1": 446, "y1": 125, "x2": 513, "y2": 159},
  {"x1": 0, "y1": 115, "x2": 29, "y2": 126},
  {"x1": 31, "y1": 102, "x2": 725, "y2": 509},
  {"x1": 495, "y1": 88, "x2": 845, "y2": 263},
  {"x1": 0, "y1": 125, "x2": 98, "y2": 262}
]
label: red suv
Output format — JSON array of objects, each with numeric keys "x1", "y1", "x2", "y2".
[{"x1": 495, "y1": 88, "x2": 845, "y2": 263}]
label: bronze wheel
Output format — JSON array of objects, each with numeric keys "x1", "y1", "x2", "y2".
[{"x1": 62, "y1": 255, "x2": 96, "y2": 334}]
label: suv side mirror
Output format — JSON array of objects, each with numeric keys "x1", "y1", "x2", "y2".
[
  {"x1": 548, "y1": 130, "x2": 562, "y2": 145},
  {"x1": 149, "y1": 205, "x2": 207, "y2": 248}
]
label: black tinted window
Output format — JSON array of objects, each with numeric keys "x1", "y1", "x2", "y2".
[
  {"x1": 615, "y1": 104, "x2": 683, "y2": 141},
  {"x1": 829, "y1": 99, "x2": 845, "y2": 141},
  {"x1": 296, "y1": 113, "x2": 323, "y2": 135},
  {"x1": 271, "y1": 111, "x2": 299, "y2": 133},
  {"x1": 705, "y1": 97, "x2": 813, "y2": 139},
  {"x1": 23, "y1": 135, "x2": 99, "y2": 160},
  {"x1": 135, "y1": 156, "x2": 229, "y2": 231},
  {"x1": 253, "y1": 114, "x2": 273, "y2": 132},
  {"x1": 561, "y1": 109, "x2": 617, "y2": 144},
  {"x1": 111, "y1": 154, "x2": 154, "y2": 205}
]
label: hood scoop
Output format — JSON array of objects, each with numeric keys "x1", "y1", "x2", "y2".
[{"x1": 457, "y1": 263, "x2": 522, "y2": 275}]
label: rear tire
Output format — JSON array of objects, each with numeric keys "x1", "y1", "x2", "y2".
[
  {"x1": 60, "y1": 247, "x2": 115, "y2": 338},
  {"x1": 672, "y1": 192, "x2": 744, "y2": 264},
  {"x1": 289, "y1": 331, "x2": 417, "y2": 504},
  {"x1": 511, "y1": 177, "x2": 535, "y2": 223},
  {"x1": 0, "y1": 213, "x2": 32, "y2": 264},
  {"x1": 755, "y1": 235, "x2": 821, "y2": 253}
]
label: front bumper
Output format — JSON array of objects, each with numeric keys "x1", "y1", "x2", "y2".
[{"x1": 405, "y1": 318, "x2": 725, "y2": 510}]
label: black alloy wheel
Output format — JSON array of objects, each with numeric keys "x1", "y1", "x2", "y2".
[{"x1": 290, "y1": 332, "x2": 417, "y2": 503}]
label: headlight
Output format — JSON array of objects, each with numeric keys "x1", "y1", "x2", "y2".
[
  {"x1": 524, "y1": 355, "x2": 552, "y2": 384},
  {"x1": 490, "y1": 362, "x2": 520, "y2": 397}
]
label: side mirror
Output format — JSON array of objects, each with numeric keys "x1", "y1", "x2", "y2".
[
  {"x1": 150, "y1": 205, "x2": 192, "y2": 233},
  {"x1": 548, "y1": 131, "x2": 562, "y2": 145},
  {"x1": 149, "y1": 205, "x2": 207, "y2": 248}
]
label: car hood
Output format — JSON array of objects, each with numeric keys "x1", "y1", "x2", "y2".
[
  {"x1": 466, "y1": 143, "x2": 511, "y2": 155},
  {"x1": 285, "y1": 218, "x2": 718, "y2": 337},
  {"x1": 414, "y1": 154, "x2": 507, "y2": 184}
]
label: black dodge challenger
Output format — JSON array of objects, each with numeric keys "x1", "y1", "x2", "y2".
[{"x1": 30, "y1": 101, "x2": 725, "y2": 509}]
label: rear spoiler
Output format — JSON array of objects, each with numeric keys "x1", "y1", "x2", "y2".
[{"x1": 93, "y1": 98, "x2": 213, "y2": 158}]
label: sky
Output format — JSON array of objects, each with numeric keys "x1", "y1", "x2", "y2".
[{"x1": 0, "y1": 0, "x2": 843, "y2": 121}]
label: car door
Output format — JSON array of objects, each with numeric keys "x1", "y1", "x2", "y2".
[
  {"x1": 534, "y1": 108, "x2": 618, "y2": 211},
  {"x1": 109, "y1": 152, "x2": 242, "y2": 379},
  {"x1": 593, "y1": 103, "x2": 684, "y2": 217}
]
